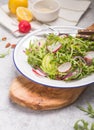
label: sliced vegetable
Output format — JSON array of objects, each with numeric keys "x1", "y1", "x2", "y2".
[
  {"x1": 63, "y1": 68, "x2": 82, "y2": 80},
  {"x1": 47, "y1": 42, "x2": 61, "y2": 53},
  {"x1": 41, "y1": 53, "x2": 57, "y2": 76},
  {"x1": 32, "y1": 68, "x2": 46, "y2": 77},
  {"x1": 16, "y1": 7, "x2": 33, "y2": 22},
  {"x1": 74, "y1": 56, "x2": 86, "y2": 64},
  {"x1": 57, "y1": 62, "x2": 71, "y2": 73},
  {"x1": 84, "y1": 51, "x2": 94, "y2": 65},
  {"x1": 62, "y1": 72, "x2": 73, "y2": 80}
]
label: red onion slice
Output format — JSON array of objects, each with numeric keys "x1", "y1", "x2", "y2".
[
  {"x1": 32, "y1": 68, "x2": 46, "y2": 77},
  {"x1": 63, "y1": 68, "x2": 82, "y2": 80}
]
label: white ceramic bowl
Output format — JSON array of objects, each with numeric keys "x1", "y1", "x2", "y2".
[{"x1": 31, "y1": 0, "x2": 60, "y2": 23}]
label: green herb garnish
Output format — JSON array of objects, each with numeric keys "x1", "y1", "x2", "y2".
[
  {"x1": 0, "y1": 49, "x2": 10, "y2": 58},
  {"x1": 78, "y1": 103, "x2": 94, "y2": 118},
  {"x1": 74, "y1": 119, "x2": 94, "y2": 130},
  {"x1": 74, "y1": 104, "x2": 94, "y2": 130}
]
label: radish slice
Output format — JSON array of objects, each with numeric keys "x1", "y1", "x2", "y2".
[
  {"x1": 58, "y1": 62, "x2": 71, "y2": 73},
  {"x1": 32, "y1": 68, "x2": 46, "y2": 77},
  {"x1": 47, "y1": 42, "x2": 62, "y2": 53},
  {"x1": 84, "y1": 51, "x2": 94, "y2": 59},
  {"x1": 84, "y1": 51, "x2": 94, "y2": 65}
]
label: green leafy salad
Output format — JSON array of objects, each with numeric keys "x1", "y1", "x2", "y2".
[{"x1": 25, "y1": 33, "x2": 94, "y2": 81}]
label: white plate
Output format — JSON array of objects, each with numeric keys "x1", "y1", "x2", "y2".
[{"x1": 13, "y1": 26, "x2": 94, "y2": 88}]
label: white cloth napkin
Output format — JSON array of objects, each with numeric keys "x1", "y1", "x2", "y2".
[{"x1": 0, "y1": 0, "x2": 91, "y2": 37}]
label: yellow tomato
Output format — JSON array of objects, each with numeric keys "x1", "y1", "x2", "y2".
[{"x1": 8, "y1": 0, "x2": 28, "y2": 14}]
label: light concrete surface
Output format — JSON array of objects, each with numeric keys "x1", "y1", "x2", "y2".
[{"x1": 0, "y1": 0, "x2": 94, "y2": 130}]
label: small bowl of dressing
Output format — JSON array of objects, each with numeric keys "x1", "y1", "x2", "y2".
[{"x1": 31, "y1": 0, "x2": 60, "y2": 23}]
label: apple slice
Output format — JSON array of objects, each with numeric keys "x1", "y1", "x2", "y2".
[
  {"x1": 32, "y1": 68, "x2": 46, "y2": 77},
  {"x1": 47, "y1": 42, "x2": 62, "y2": 53},
  {"x1": 57, "y1": 62, "x2": 71, "y2": 73},
  {"x1": 84, "y1": 51, "x2": 94, "y2": 65}
]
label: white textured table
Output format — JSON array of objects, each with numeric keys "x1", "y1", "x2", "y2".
[{"x1": 0, "y1": 0, "x2": 94, "y2": 130}]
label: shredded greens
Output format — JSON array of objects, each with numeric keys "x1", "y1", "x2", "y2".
[{"x1": 25, "y1": 34, "x2": 94, "y2": 81}]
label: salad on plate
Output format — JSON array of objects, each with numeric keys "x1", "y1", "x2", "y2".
[{"x1": 25, "y1": 33, "x2": 94, "y2": 81}]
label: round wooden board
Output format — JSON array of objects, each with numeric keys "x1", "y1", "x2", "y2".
[{"x1": 9, "y1": 76, "x2": 86, "y2": 110}]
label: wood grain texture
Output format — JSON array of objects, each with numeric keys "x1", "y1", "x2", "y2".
[{"x1": 10, "y1": 76, "x2": 86, "y2": 110}]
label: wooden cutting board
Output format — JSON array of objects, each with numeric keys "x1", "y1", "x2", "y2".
[
  {"x1": 9, "y1": 24, "x2": 94, "y2": 110},
  {"x1": 10, "y1": 76, "x2": 86, "y2": 110}
]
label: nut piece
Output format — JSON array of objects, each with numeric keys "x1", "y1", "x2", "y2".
[
  {"x1": 11, "y1": 44, "x2": 16, "y2": 48},
  {"x1": 2, "y1": 37, "x2": 7, "y2": 41},
  {"x1": 5, "y1": 43, "x2": 11, "y2": 48}
]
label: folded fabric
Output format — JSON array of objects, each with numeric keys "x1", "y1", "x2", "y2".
[{"x1": 0, "y1": 0, "x2": 91, "y2": 37}]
